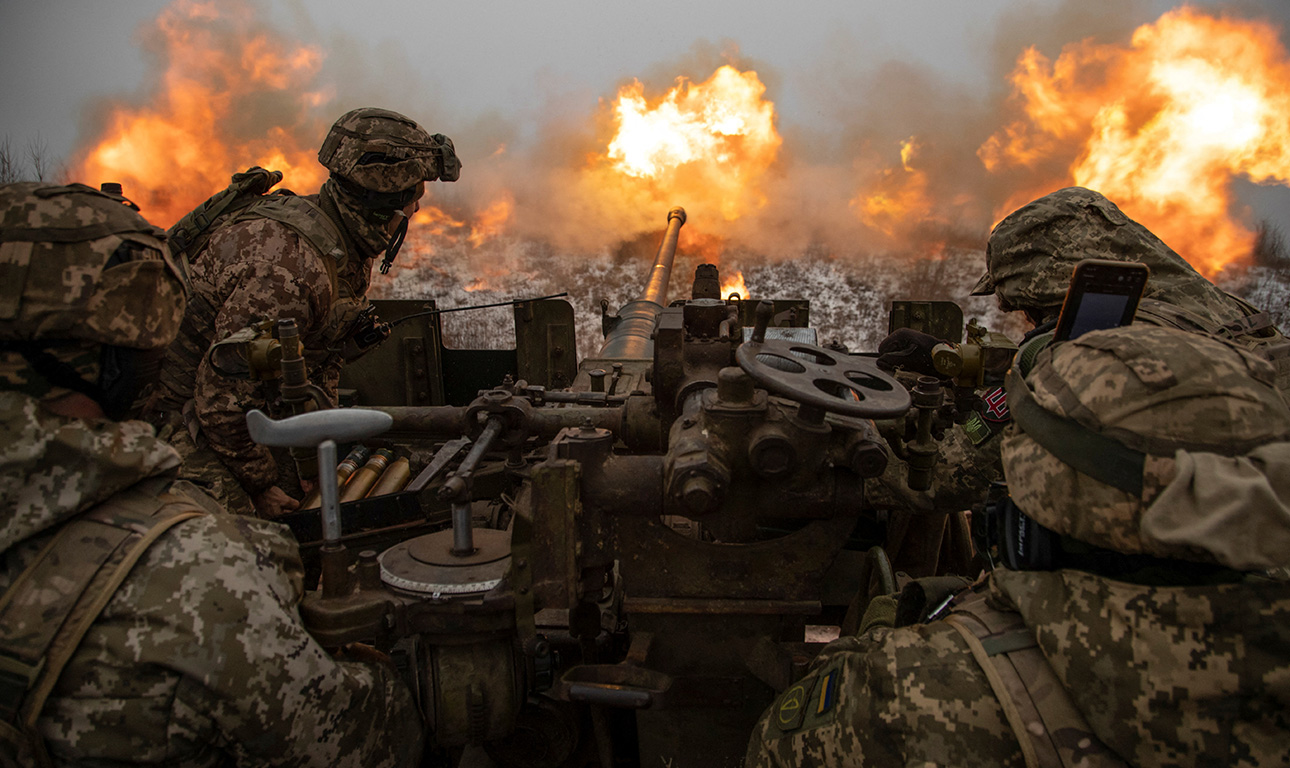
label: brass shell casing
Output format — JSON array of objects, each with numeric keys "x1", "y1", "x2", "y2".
[
  {"x1": 366, "y1": 456, "x2": 412, "y2": 498},
  {"x1": 339, "y1": 449, "x2": 395, "y2": 503}
]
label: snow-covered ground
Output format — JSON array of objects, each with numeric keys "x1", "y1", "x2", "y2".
[{"x1": 373, "y1": 229, "x2": 1288, "y2": 363}]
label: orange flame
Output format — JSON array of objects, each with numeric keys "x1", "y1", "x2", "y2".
[
  {"x1": 980, "y1": 7, "x2": 1290, "y2": 275},
  {"x1": 469, "y1": 194, "x2": 515, "y2": 248},
  {"x1": 855, "y1": 137, "x2": 936, "y2": 237},
  {"x1": 71, "y1": 0, "x2": 330, "y2": 227},
  {"x1": 721, "y1": 270, "x2": 749, "y2": 299},
  {"x1": 598, "y1": 65, "x2": 782, "y2": 224}
]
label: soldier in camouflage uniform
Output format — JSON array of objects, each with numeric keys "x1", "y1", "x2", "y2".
[
  {"x1": 750, "y1": 324, "x2": 1290, "y2": 766},
  {"x1": 870, "y1": 186, "x2": 1290, "y2": 520},
  {"x1": 0, "y1": 182, "x2": 423, "y2": 766},
  {"x1": 148, "y1": 108, "x2": 459, "y2": 518}
]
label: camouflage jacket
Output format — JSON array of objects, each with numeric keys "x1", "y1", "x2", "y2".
[
  {"x1": 747, "y1": 567, "x2": 1290, "y2": 767},
  {"x1": 0, "y1": 391, "x2": 423, "y2": 766},
  {"x1": 868, "y1": 282, "x2": 1289, "y2": 519},
  {"x1": 152, "y1": 190, "x2": 377, "y2": 495}
]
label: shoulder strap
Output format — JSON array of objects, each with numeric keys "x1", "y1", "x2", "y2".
[
  {"x1": 0, "y1": 487, "x2": 207, "y2": 768},
  {"x1": 942, "y1": 591, "x2": 1127, "y2": 768},
  {"x1": 237, "y1": 195, "x2": 344, "y2": 296}
]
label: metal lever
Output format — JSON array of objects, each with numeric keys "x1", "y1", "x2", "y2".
[
  {"x1": 246, "y1": 408, "x2": 393, "y2": 597},
  {"x1": 437, "y1": 415, "x2": 506, "y2": 556}
]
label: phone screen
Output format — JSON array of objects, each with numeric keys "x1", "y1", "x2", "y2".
[{"x1": 1053, "y1": 260, "x2": 1149, "y2": 342}]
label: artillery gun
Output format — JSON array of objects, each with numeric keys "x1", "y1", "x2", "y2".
[{"x1": 258, "y1": 208, "x2": 972, "y2": 767}]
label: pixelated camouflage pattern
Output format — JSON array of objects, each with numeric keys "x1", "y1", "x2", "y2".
[
  {"x1": 0, "y1": 391, "x2": 181, "y2": 552},
  {"x1": 0, "y1": 391, "x2": 424, "y2": 767},
  {"x1": 976, "y1": 188, "x2": 1290, "y2": 396},
  {"x1": 163, "y1": 421, "x2": 258, "y2": 516},
  {"x1": 991, "y1": 568, "x2": 1290, "y2": 766},
  {"x1": 746, "y1": 592, "x2": 1025, "y2": 767},
  {"x1": 151, "y1": 194, "x2": 359, "y2": 496},
  {"x1": 865, "y1": 422, "x2": 1002, "y2": 516},
  {"x1": 975, "y1": 188, "x2": 1241, "y2": 319},
  {"x1": 321, "y1": 179, "x2": 401, "y2": 260},
  {"x1": 0, "y1": 183, "x2": 187, "y2": 400},
  {"x1": 748, "y1": 568, "x2": 1290, "y2": 767},
  {"x1": 318, "y1": 107, "x2": 459, "y2": 193},
  {"x1": 1002, "y1": 325, "x2": 1290, "y2": 567}
]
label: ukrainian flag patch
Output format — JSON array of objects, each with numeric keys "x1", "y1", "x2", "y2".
[{"x1": 814, "y1": 669, "x2": 838, "y2": 716}]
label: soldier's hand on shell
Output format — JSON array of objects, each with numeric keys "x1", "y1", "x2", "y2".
[
  {"x1": 253, "y1": 485, "x2": 301, "y2": 518},
  {"x1": 878, "y1": 328, "x2": 946, "y2": 376}
]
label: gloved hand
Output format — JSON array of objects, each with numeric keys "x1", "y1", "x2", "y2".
[{"x1": 877, "y1": 328, "x2": 945, "y2": 376}]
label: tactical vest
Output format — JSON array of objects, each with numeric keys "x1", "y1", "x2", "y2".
[
  {"x1": 166, "y1": 166, "x2": 284, "y2": 266},
  {"x1": 1136, "y1": 296, "x2": 1290, "y2": 396},
  {"x1": 156, "y1": 194, "x2": 352, "y2": 408},
  {"x1": 942, "y1": 589, "x2": 1128, "y2": 768},
  {"x1": 0, "y1": 483, "x2": 208, "y2": 768}
]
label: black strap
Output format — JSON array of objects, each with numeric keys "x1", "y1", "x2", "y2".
[{"x1": 1005, "y1": 367, "x2": 1145, "y2": 495}]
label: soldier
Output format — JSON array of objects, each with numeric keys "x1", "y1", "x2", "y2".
[
  {"x1": 148, "y1": 107, "x2": 459, "y2": 518},
  {"x1": 870, "y1": 186, "x2": 1290, "y2": 518},
  {"x1": 749, "y1": 324, "x2": 1290, "y2": 766},
  {"x1": 0, "y1": 182, "x2": 423, "y2": 766}
]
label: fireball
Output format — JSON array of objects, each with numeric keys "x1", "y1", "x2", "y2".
[{"x1": 980, "y1": 7, "x2": 1290, "y2": 275}]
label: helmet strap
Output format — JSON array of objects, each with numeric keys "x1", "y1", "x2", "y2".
[{"x1": 380, "y1": 212, "x2": 409, "y2": 275}]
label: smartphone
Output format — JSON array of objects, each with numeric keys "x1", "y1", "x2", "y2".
[{"x1": 1052, "y1": 259, "x2": 1150, "y2": 342}]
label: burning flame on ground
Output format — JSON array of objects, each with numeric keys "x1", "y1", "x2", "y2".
[
  {"x1": 977, "y1": 7, "x2": 1290, "y2": 275},
  {"x1": 596, "y1": 65, "x2": 782, "y2": 225},
  {"x1": 468, "y1": 195, "x2": 515, "y2": 249},
  {"x1": 72, "y1": 0, "x2": 330, "y2": 227}
]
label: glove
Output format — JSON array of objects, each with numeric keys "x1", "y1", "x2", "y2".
[{"x1": 877, "y1": 328, "x2": 945, "y2": 376}]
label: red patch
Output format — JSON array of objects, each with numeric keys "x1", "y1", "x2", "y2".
[{"x1": 981, "y1": 386, "x2": 1011, "y2": 423}]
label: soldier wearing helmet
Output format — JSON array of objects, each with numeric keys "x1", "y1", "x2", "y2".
[
  {"x1": 749, "y1": 324, "x2": 1290, "y2": 767},
  {"x1": 974, "y1": 186, "x2": 1290, "y2": 394},
  {"x1": 868, "y1": 186, "x2": 1290, "y2": 522},
  {"x1": 147, "y1": 107, "x2": 459, "y2": 518},
  {"x1": 0, "y1": 182, "x2": 423, "y2": 766}
]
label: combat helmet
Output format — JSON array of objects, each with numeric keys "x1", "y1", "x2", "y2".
[
  {"x1": 317, "y1": 107, "x2": 459, "y2": 272},
  {"x1": 1000, "y1": 324, "x2": 1290, "y2": 571},
  {"x1": 971, "y1": 187, "x2": 1215, "y2": 317},
  {"x1": 0, "y1": 182, "x2": 188, "y2": 416},
  {"x1": 318, "y1": 107, "x2": 459, "y2": 200}
]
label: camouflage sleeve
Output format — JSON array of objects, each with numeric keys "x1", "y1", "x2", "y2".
[
  {"x1": 192, "y1": 221, "x2": 334, "y2": 493},
  {"x1": 745, "y1": 624, "x2": 1023, "y2": 768},
  {"x1": 44, "y1": 513, "x2": 424, "y2": 767},
  {"x1": 865, "y1": 421, "x2": 1004, "y2": 515}
]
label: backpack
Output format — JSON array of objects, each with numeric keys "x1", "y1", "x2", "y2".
[{"x1": 166, "y1": 167, "x2": 286, "y2": 264}]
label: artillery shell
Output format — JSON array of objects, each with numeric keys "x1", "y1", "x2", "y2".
[{"x1": 365, "y1": 456, "x2": 412, "y2": 498}]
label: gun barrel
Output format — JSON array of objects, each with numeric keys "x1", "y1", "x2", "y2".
[{"x1": 597, "y1": 207, "x2": 686, "y2": 360}]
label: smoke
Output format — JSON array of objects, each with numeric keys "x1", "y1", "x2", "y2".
[{"x1": 68, "y1": 0, "x2": 1290, "y2": 286}]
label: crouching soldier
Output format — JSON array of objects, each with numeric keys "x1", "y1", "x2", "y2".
[
  {"x1": 0, "y1": 182, "x2": 423, "y2": 767},
  {"x1": 750, "y1": 324, "x2": 1290, "y2": 767}
]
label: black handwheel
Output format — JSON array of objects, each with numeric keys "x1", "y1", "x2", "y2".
[{"x1": 735, "y1": 337, "x2": 911, "y2": 420}]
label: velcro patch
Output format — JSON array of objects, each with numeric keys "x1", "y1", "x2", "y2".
[
  {"x1": 775, "y1": 682, "x2": 809, "y2": 732},
  {"x1": 814, "y1": 669, "x2": 838, "y2": 716},
  {"x1": 980, "y1": 386, "x2": 1011, "y2": 423},
  {"x1": 963, "y1": 413, "x2": 994, "y2": 446}
]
